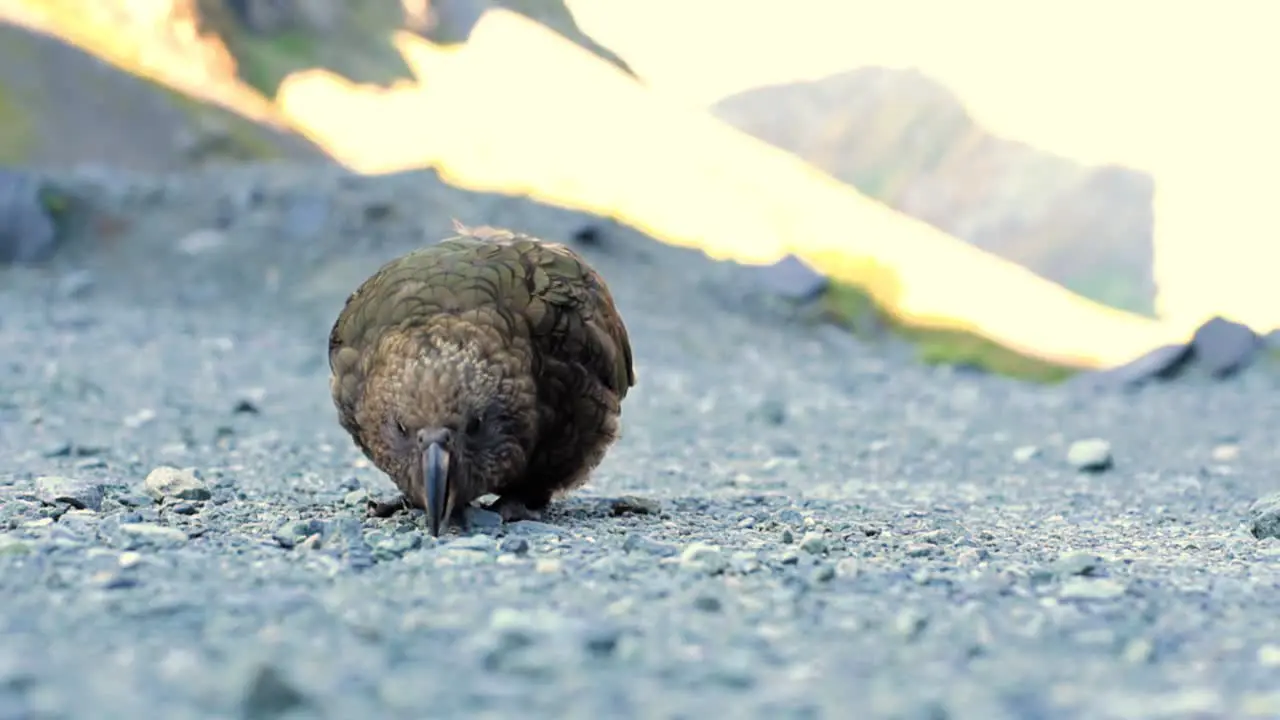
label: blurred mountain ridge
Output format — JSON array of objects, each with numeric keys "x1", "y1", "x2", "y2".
[{"x1": 712, "y1": 67, "x2": 1156, "y2": 316}]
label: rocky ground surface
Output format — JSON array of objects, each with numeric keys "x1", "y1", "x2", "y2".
[{"x1": 3, "y1": 164, "x2": 1280, "y2": 720}]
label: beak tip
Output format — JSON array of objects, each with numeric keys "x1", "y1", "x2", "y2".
[{"x1": 423, "y1": 441, "x2": 451, "y2": 538}]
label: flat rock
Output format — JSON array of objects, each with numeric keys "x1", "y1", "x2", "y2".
[
  {"x1": 1076, "y1": 343, "x2": 1193, "y2": 390},
  {"x1": 118, "y1": 523, "x2": 188, "y2": 548},
  {"x1": 33, "y1": 475, "x2": 104, "y2": 511}
]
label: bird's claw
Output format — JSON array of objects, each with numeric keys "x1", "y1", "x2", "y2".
[
  {"x1": 484, "y1": 495, "x2": 543, "y2": 523},
  {"x1": 365, "y1": 495, "x2": 410, "y2": 519}
]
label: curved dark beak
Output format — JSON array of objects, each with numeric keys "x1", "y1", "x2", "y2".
[{"x1": 423, "y1": 442, "x2": 451, "y2": 537}]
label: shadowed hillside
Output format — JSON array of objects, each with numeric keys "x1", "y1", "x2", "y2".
[
  {"x1": 0, "y1": 19, "x2": 327, "y2": 171},
  {"x1": 712, "y1": 67, "x2": 1157, "y2": 316},
  {"x1": 0, "y1": 0, "x2": 633, "y2": 170}
]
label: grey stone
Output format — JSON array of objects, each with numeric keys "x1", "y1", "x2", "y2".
[
  {"x1": 1264, "y1": 329, "x2": 1280, "y2": 351},
  {"x1": 0, "y1": 170, "x2": 61, "y2": 264},
  {"x1": 447, "y1": 535, "x2": 497, "y2": 553},
  {"x1": 1067, "y1": 438, "x2": 1113, "y2": 472},
  {"x1": 498, "y1": 537, "x2": 529, "y2": 555},
  {"x1": 1060, "y1": 578, "x2": 1128, "y2": 600},
  {"x1": 240, "y1": 664, "x2": 308, "y2": 720},
  {"x1": 1051, "y1": 551, "x2": 1104, "y2": 577},
  {"x1": 144, "y1": 466, "x2": 211, "y2": 501},
  {"x1": 1079, "y1": 344, "x2": 1193, "y2": 390},
  {"x1": 118, "y1": 523, "x2": 188, "y2": 548},
  {"x1": 506, "y1": 520, "x2": 563, "y2": 536},
  {"x1": 1191, "y1": 315, "x2": 1261, "y2": 378},
  {"x1": 282, "y1": 194, "x2": 331, "y2": 241},
  {"x1": 798, "y1": 531, "x2": 828, "y2": 555},
  {"x1": 621, "y1": 533, "x2": 678, "y2": 557},
  {"x1": 604, "y1": 495, "x2": 661, "y2": 516},
  {"x1": 33, "y1": 475, "x2": 103, "y2": 511},
  {"x1": 679, "y1": 542, "x2": 727, "y2": 575},
  {"x1": 1012, "y1": 445, "x2": 1040, "y2": 463},
  {"x1": 754, "y1": 254, "x2": 829, "y2": 302},
  {"x1": 462, "y1": 506, "x2": 503, "y2": 529},
  {"x1": 273, "y1": 519, "x2": 322, "y2": 549},
  {"x1": 1250, "y1": 494, "x2": 1280, "y2": 540}
]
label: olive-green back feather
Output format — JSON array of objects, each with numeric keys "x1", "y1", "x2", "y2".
[{"x1": 328, "y1": 227, "x2": 635, "y2": 409}]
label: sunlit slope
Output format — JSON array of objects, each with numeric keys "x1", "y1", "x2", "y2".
[
  {"x1": 568, "y1": 0, "x2": 1280, "y2": 337},
  {"x1": 273, "y1": 10, "x2": 1182, "y2": 371},
  {"x1": 3, "y1": 2, "x2": 1190, "y2": 372}
]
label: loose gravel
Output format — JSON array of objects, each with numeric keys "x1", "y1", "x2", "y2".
[{"x1": 3, "y1": 164, "x2": 1280, "y2": 720}]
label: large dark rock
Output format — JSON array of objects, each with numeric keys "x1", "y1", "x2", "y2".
[{"x1": 0, "y1": 169, "x2": 60, "y2": 264}]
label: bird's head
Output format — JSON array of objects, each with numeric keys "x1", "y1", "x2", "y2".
[{"x1": 358, "y1": 328, "x2": 533, "y2": 536}]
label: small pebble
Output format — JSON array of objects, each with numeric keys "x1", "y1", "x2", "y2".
[
  {"x1": 240, "y1": 664, "x2": 307, "y2": 719},
  {"x1": 622, "y1": 533, "x2": 678, "y2": 557},
  {"x1": 692, "y1": 594, "x2": 723, "y2": 612},
  {"x1": 1211, "y1": 444, "x2": 1240, "y2": 462},
  {"x1": 893, "y1": 609, "x2": 929, "y2": 640},
  {"x1": 535, "y1": 558, "x2": 563, "y2": 574},
  {"x1": 810, "y1": 564, "x2": 835, "y2": 583},
  {"x1": 1059, "y1": 578, "x2": 1127, "y2": 600},
  {"x1": 1012, "y1": 445, "x2": 1040, "y2": 463},
  {"x1": 679, "y1": 542, "x2": 727, "y2": 575},
  {"x1": 798, "y1": 531, "x2": 827, "y2": 555},
  {"x1": 463, "y1": 506, "x2": 503, "y2": 529},
  {"x1": 499, "y1": 537, "x2": 529, "y2": 555},
  {"x1": 835, "y1": 557, "x2": 860, "y2": 578},
  {"x1": 1067, "y1": 438, "x2": 1113, "y2": 472},
  {"x1": 607, "y1": 495, "x2": 660, "y2": 516},
  {"x1": 447, "y1": 535, "x2": 496, "y2": 553},
  {"x1": 1258, "y1": 644, "x2": 1280, "y2": 667},
  {"x1": 776, "y1": 509, "x2": 804, "y2": 527},
  {"x1": 144, "y1": 466, "x2": 211, "y2": 501},
  {"x1": 1051, "y1": 551, "x2": 1104, "y2": 577},
  {"x1": 118, "y1": 523, "x2": 188, "y2": 548},
  {"x1": 0, "y1": 536, "x2": 30, "y2": 555}
]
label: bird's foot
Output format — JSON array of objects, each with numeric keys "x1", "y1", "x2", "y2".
[
  {"x1": 366, "y1": 494, "x2": 411, "y2": 519},
  {"x1": 484, "y1": 495, "x2": 543, "y2": 523}
]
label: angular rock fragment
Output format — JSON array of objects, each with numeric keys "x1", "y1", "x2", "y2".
[
  {"x1": 144, "y1": 466, "x2": 211, "y2": 502},
  {"x1": 754, "y1": 253, "x2": 830, "y2": 302},
  {"x1": 0, "y1": 169, "x2": 64, "y2": 264},
  {"x1": 1249, "y1": 493, "x2": 1280, "y2": 540},
  {"x1": 33, "y1": 475, "x2": 104, "y2": 512},
  {"x1": 1191, "y1": 315, "x2": 1261, "y2": 378}
]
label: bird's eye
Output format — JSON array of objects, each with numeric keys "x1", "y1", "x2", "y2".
[
  {"x1": 464, "y1": 416, "x2": 482, "y2": 436},
  {"x1": 395, "y1": 420, "x2": 409, "y2": 436}
]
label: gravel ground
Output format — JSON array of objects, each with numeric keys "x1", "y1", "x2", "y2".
[{"x1": 3, "y1": 164, "x2": 1280, "y2": 720}]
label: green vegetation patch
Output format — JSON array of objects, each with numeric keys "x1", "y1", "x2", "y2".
[
  {"x1": 0, "y1": 79, "x2": 35, "y2": 165},
  {"x1": 816, "y1": 266, "x2": 1077, "y2": 384},
  {"x1": 161, "y1": 87, "x2": 285, "y2": 163},
  {"x1": 204, "y1": 0, "x2": 414, "y2": 99}
]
